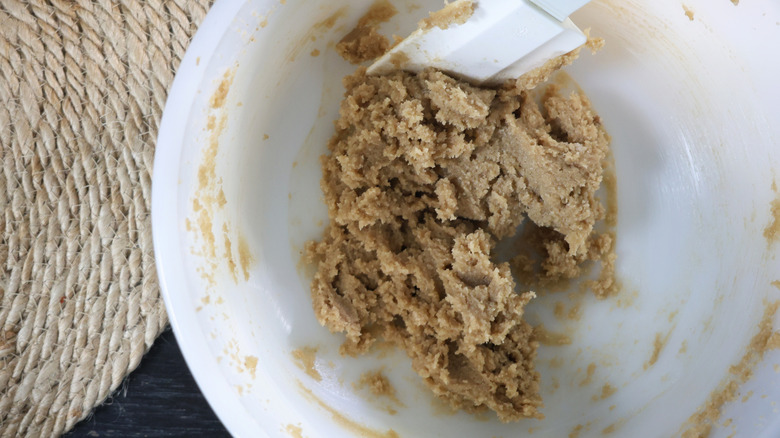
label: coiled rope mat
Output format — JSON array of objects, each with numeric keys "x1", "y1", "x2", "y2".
[{"x1": 1, "y1": 1, "x2": 213, "y2": 436}]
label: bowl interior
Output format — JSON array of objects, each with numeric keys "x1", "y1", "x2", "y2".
[{"x1": 155, "y1": 0, "x2": 780, "y2": 436}]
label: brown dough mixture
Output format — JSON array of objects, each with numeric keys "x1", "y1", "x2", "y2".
[
  {"x1": 306, "y1": 45, "x2": 611, "y2": 421},
  {"x1": 419, "y1": 0, "x2": 475, "y2": 30},
  {"x1": 336, "y1": 0, "x2": 398, "y2": 64},
  {"x1": 357, "y1": 370, "x2": 402, "y2": 405},
  {"x1": 337, "y1": 0, "x2": 477, "y2": 64}
]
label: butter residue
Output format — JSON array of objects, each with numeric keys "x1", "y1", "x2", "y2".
[
  {"x1": 764, "y1": 184, "x2": 780, "y2": 247},
  {"x1": 592, "y1": 383, "x2": 617, "y2": 401},
  {"x1": 190, "y1": 66, "x2": 256, "y2": 286},
  {"x1": 683, "y1": 5, "x2": 694, "y2": 21},
  {"x1": 354, "y1": 369, "x2": 404, "y2": 415},
  {"x1": 679, "y1": 339, "x2": 689, "y2": 355},
  {"x1": 316, "y1": 7, "x2": 348, "y2": 30},
  {"x1": 533, "y1": 324, "x2": 572, "y2": 346},
  {"x1": 602, "y1": 418, "x2": 627, "y2": 435},
  {"x1": 245, "y1": 355, "x2": 258, "y2": 379},
  {"x1": 209, "y1": 72, "x2": 233, "y2": 109},
  {"x1": 680, "y1": 301, "x2": 780, "y2": 437},
  {"x1": 192, "y1": 68, "x2": 235, "y2": 287},
  {"x1": 285, "y1": 424, "x2": 304, "y2": 438},
  {"x1": 224, "y1": 224, "x2": 238, "y2": 282},
  {"x1": 297, "y1": 381, "x2": 400, "y2": 438},
  {"x1": 645, "y1": 330, "x2": 672, "y2": 369},
  {"x1": 357, "y1": 369, "x2": 401, "y2": 403},
  {"x1": 292, "y1": 347, "x2": 322, "y2": 381},
  {"x1": 238, "y1": 232, "x2": 255, "y2": 281},
  {"x1": 580, "y1": 362, "x2": 597, "y2": 386}
]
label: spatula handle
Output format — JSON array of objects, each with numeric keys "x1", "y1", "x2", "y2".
[{"x1": 528, "y1": 0, "x2": 591, "y2": 21}]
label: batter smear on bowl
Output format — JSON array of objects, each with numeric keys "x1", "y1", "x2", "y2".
[{"x1": 306, "y1": 41, "x2": 612, "y2": 420}]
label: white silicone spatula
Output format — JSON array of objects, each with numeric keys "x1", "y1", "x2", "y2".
[{"x1": 367, "y1": 0, "x2": 591, "y2": 85}]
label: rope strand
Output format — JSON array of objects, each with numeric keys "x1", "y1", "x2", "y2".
[{"x1": 0, "y1": 1, "x2": 213, "y2": 436}]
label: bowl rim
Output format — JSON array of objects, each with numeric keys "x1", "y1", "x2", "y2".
[{"x1": 151, "y1": 1, "x2": 260, "y2": 436}]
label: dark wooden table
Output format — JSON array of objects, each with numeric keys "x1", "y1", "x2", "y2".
[{"x1": 64, "y1": 329, "x2": 231, "y2": 437}]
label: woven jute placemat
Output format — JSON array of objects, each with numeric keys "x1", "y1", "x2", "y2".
[{"x1": 1, "y1": 1, "x2": 212, "y2": 436}]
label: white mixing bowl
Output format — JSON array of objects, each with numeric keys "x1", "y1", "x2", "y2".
[{"x1": 152, "y1": 1, "x2": 780, "y2": 436}]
